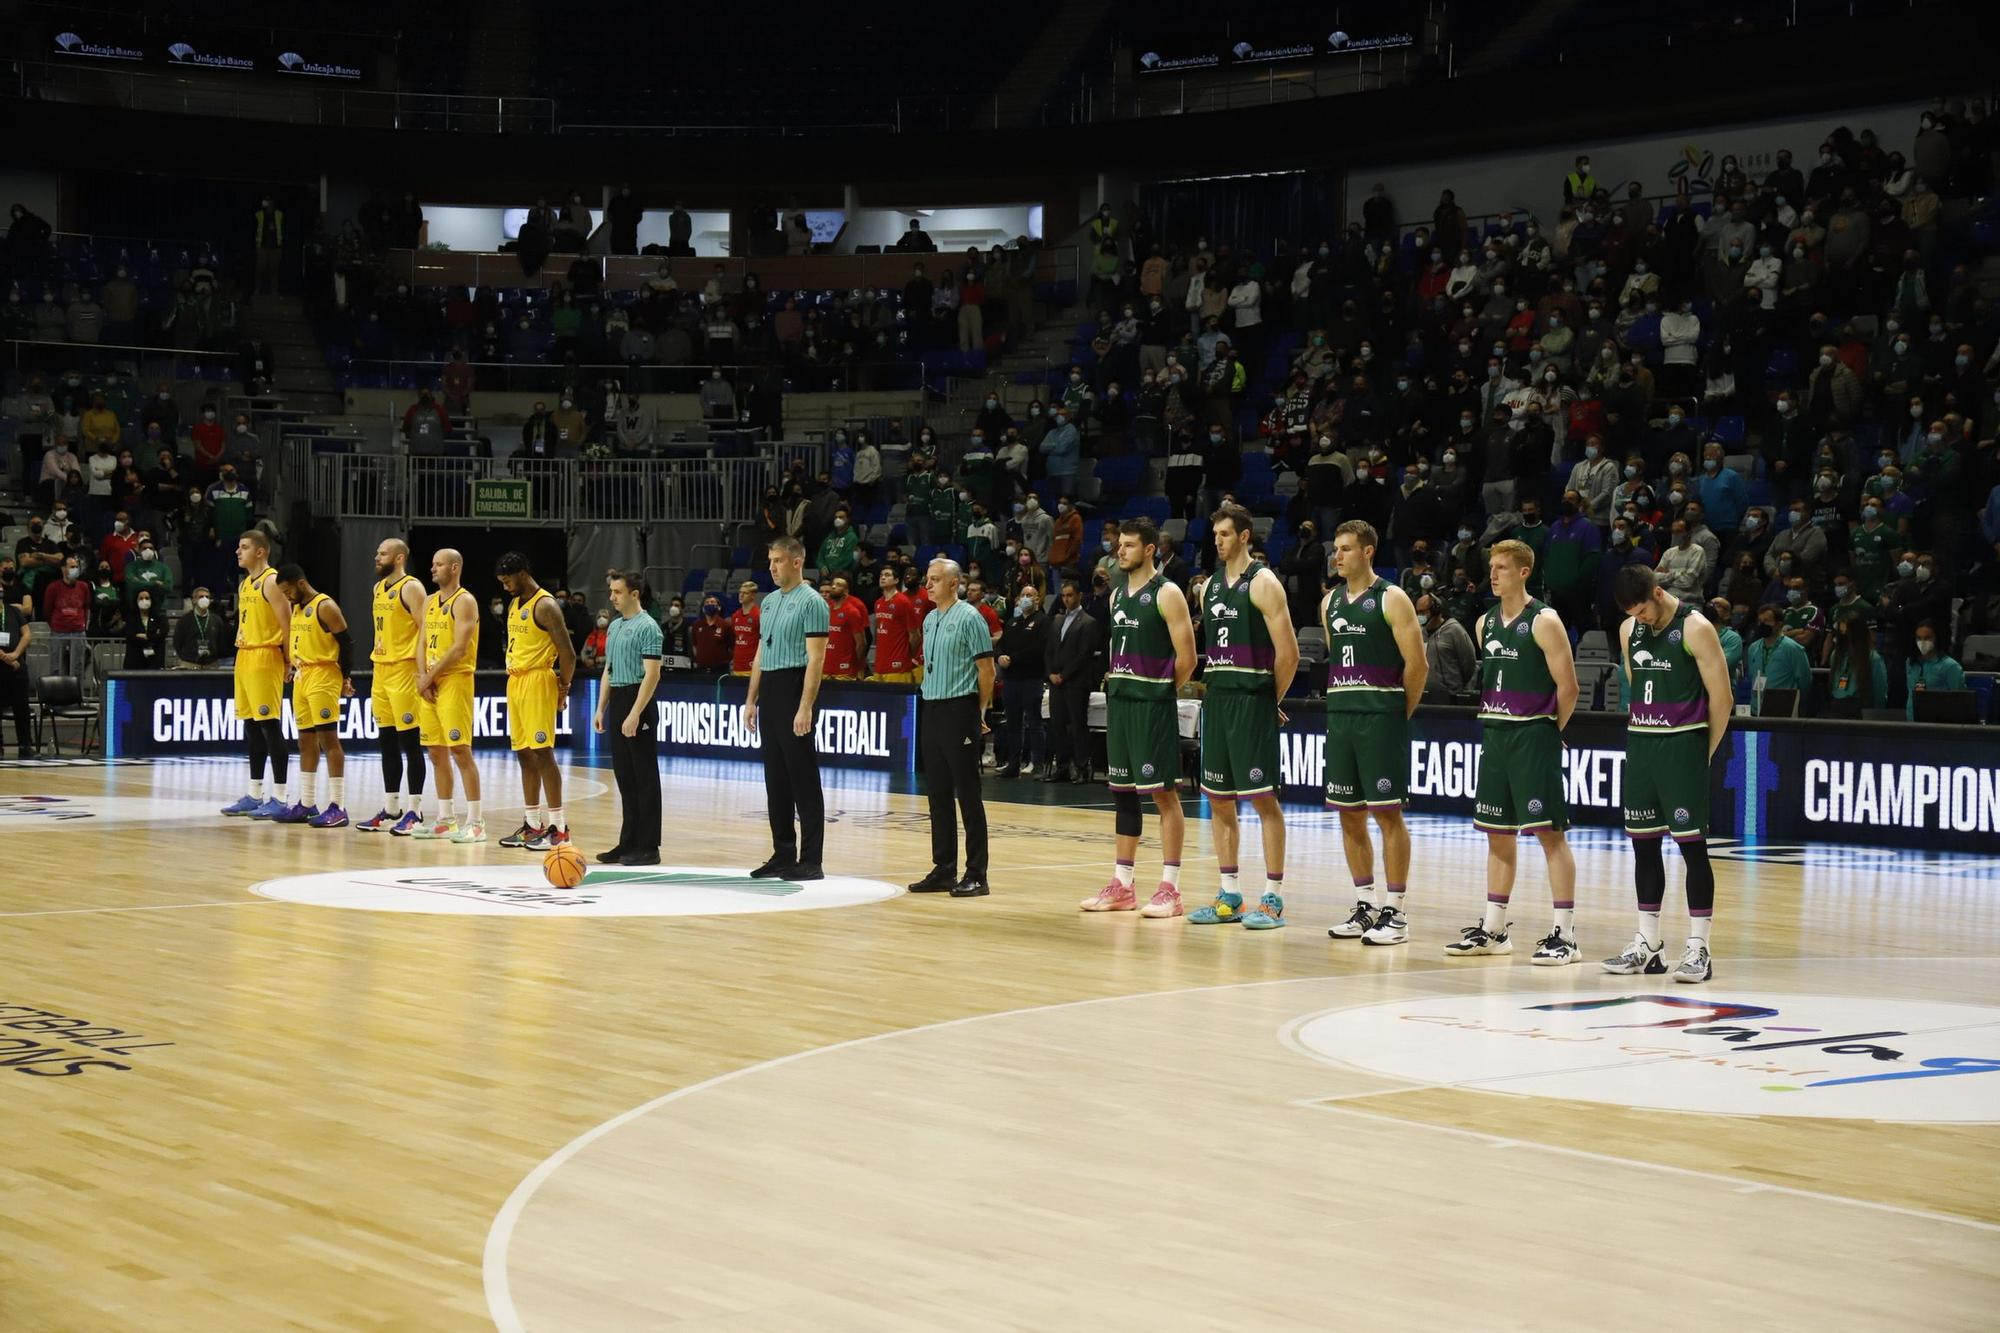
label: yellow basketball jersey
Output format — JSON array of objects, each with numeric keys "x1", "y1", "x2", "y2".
[
  {"x1": 507, "y1": 588, "x2": 559, "y2": 674},
  {"x1": 371, "y1": 573, "x2": 421, "y2": 663},
  {"x1": 237, "y1": 567, "x2": 283, "y2": 650},
  {"x1": 425, "y1": 589, "x2": 476, "y2": 678},
  {"x1": 291, "y1": 593, "x2": 339, "y2": 667}
]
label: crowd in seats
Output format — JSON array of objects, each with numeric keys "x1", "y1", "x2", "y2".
[{"x1": 4, "y1": 210, "x2": 243, "y2": 357}]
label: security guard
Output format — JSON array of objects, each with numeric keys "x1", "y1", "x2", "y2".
[{"x1": 908, "y1": 558, "x2": 995, "y2": 898}]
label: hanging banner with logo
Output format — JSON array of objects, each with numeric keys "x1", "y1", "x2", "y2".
[{"x1": 577, "y1": 676, "x2": 918, "y2": 774}]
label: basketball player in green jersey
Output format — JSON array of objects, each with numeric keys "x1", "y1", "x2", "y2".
[
  {"x1": 1079, "y1": 517, "x2": 1198, "y2": 919},
  {"x1": 1448, "y1": 538, "x2": 1583, "y2": 963},
  {"x1": 1189, "y1": 503, "x2": 1300, "y2": 929},
  {"x1": 1608, "y1": 564, "x2": 1736, "y2": 983},
  {"x1": 1320, "y1": 520, "x2": 1428, "y2": 946}
]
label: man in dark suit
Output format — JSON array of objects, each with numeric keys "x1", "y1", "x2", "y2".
[{"x1": 1043, "y1": 576, "x2": 1102, "y2": 784}]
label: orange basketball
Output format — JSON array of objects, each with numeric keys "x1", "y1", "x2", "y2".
[{"x1": 542, "y1": 843, "x2": 587, "y2": 888}]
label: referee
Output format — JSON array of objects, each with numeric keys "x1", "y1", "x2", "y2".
[
  {"x1": 908, "y1": 558, "x2": 995, "y2": 898},
  {"x1": 593, "y1": 570, "x2": 663, "y2": 866},
  {"x1": 743, "y1": 536, "x2": 829, "y2": 881}
]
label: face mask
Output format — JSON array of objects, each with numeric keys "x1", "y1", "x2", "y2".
[
  {"x1": 1668, "y1": 414, "x2": 1683, "y2": 428},
  {"x1": 1508, "y1": 419, "x2": 1524, "y2": 433},
  {"x1": 1669, "y1": 491, "x2": 1687, "y2": 508},
  {"x1": 1443, "y1": 453, "x2": 1458, "y2": 467},
  {"x1": 1101, "y1": 540, "x2": 1113, "y2": 553},
  {"x1": 63, "y1": 569, "x2": 78, "y2": 582},
  {"x1": 1612, "y1": 531, "x2": 1629, "y2": 547},
  {"x1": 195, "y1": 596, "x2": 211, "y2": 611},
  {"x1": 1005, "y1": 544, "x2": 1018, "y2": 557},
  {"x1": 1456, "y1": 528, "x2": 1474, "y2": 543},
  {"x1": 1785, "y1": 589, "x2": 1804, "y2": 605},
  {"x1": 1704, "y1": 458, "x2": 1720, "y2": 472},
  {"x1": 1916, "y1": 638, "x2": 1936, "y2": 655},
  {"x1": 1864, "y1": 505, "x2": 1881, "y2": 521},
  {"x1": 1897, "y1": 559, "x2": 1915, "y2": 577},
  {"x1": 1916, "y1": 565, "x2": 1933, "y2": 583}
]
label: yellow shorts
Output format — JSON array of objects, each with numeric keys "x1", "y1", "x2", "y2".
[
  {"x1": 419, "y1": 672, "x2": 476, "y2": 747},
  {"x1": 370, "y1": 658, "x2": 420, "y2": 732},
  {"x1": 507, "y1": 670, "x2": 560, "y2": 751},
  {"x1": 874, "y1": 671, "x2": 917, "y2": 684},
  {"x1": 234, "y1": 648, "x2": 285, "y2": 721},
  {"x1": 292, "y1": 663, "x2": 344, "y2": 729}
]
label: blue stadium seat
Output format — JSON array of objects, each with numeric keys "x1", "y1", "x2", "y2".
[
  {"x1": 1711, "y1": 415, "x2": 1746, "y2": 445},
  {"x1": 682, "y1": 569, "x2": 708, "y2": 593}
]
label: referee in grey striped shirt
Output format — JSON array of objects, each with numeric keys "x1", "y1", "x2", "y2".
[
  {"x1": 743, "y1": 536, "x2": 829, "y2": 881},
  {"x1": 594, "y1": 570, "x2": 664, "y2": 865},
  {"x1": 908, "y1": 558, "x2": 995, "y2": 898}
]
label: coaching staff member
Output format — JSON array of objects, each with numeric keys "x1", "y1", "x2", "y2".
[
  {"x1": 593, "y1": 570, "x2": 664, "y2": 865},
  {"x1": 1044, "y1": 576, "x2": 1102, "y2": 784},
  {"x1": 908, "y1": 558, "x2": 995, "y2": 898},
  {"x1": 742, "y1": 536, "x2": 828, "y2": 880}
]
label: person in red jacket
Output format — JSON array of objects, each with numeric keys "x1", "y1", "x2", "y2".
[
  {"x1": 871, "y1": 565, "x2": 921, "y2": 681},
  {"x1": 689, "y1": 597, "x2": 729, "y2": 671},
  {"x1": 729, "y1": 582, "x2": 761, "y2": 676},
  {"x1": 819, "y1": 575, "x2": 870, "y2": 680},
  {"x1": 190, "y1": 406, "x2": 227, "y2": 478},
  {"x1": 99, "y1": 511, "x2": 140, "y2": 581},
  {"x1": 41, "y1": 553, "x2": 91, "y2": 676}
]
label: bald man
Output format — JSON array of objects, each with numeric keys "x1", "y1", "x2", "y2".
[
  {"x1": 357, "y1": 537, "x2": 431, "y2": 833},
  {"x1": 412, "y1": 547, "x2": 485, "y2": 842}
]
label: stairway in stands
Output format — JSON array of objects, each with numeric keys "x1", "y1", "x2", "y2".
[{"x1": 243, "y1": 295, "x2": 343, "y2": 417}]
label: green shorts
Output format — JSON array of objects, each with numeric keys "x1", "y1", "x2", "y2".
[
  {"x1": 1106, "y1": 697, "x2": 1182, "y2": 793},
  {"x1": 1324, "y1": 709, "x2": 1409, "y2": 809},
  {"x1": 1624, "y1": 729, "x2": 1711, "y2": 841},
  {"x1": 1200, "y1": 691, "x2": 1281, "y2": 799},
  {"x1": 1474, "y1": 720, "x2": 1569, "y2": 834}
]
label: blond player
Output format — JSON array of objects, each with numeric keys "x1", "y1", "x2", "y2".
[
  {"x1": 357, "y1": 538, "x2": 429, "y2": 834},
  {"x1": 412, "y1": 548, "x2": 483, "y2": 842},
  {"x1": 219, "y1": 529, "x2": 294, "y2": 819},
  {"x1": 493, "y1": 552, "x2": 577, "y2": 851},
  {"x1": 272, "y1": 566, "x2": 355, "y2": 827}
]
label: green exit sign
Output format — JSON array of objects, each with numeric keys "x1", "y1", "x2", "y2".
[{"x1": 470, "y1": 478, "x2": 531, "y2": 520}]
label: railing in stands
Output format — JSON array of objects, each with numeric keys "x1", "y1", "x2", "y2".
[
  {"x1": 341, "y1": 357, "x2": 924, "y2": 395},
  {"x1": 290, "y1": 446, "x2": 784, "y2": 527},
  {"x1": 8, "y1": 338, "x2": 242, "y2": 375}
]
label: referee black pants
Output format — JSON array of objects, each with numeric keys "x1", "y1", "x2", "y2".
[
  {"x1": 921, "y1": 693, "x2": 987, "y2": 879},
  {"x1": 607, "y1": 683, "x2": 660, "y2": 854},
  {"x1": 0, "y1": 662, "x2": 31, "y2": 751},
  {"x1": 758, "y1": 667, "x2": 824, "y2": 866}
]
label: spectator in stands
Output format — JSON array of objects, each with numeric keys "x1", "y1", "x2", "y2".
[
  {"x1": 700, "y1": 369, "x2": 737, "y2": 424},
  {"x1": 1048, "y1": 497, "x2": 1083, "y2": 578},
  {"x1": 0, "y1": 575, "x2": 32, "y2": 752},
  {"x1": 1806, "y1": 343, "x2": 1862, "y2": 429},
  {"x1": 896, "y1": 219, "x2": 936, "y2": 254},
  {"x1": 1826, "y1": 614, "x2": 1885, "y2": 713},
  {"x1": 124, "y1": 537, "x2": 171, "y2": 606},
  {"x1": 402, "y1": 389, "x2": 449, "y2": 453},
  {"x1": 549, "y1": 396, "x2": 586, "y2": 455},
  {"x1": 608, "y1": 185, "x2": 642, "y2": 256},
  {"x1": 1656, "y1": 518, "x2": 1707, "y2": 599},
  {"x1": 1658, "y1": 298, "x2": 1700, "y2": 398},
  {"x1": 99, "y1": 512, "x2": 139, "y2": 582},
  {"x1": 1567, "y1": 434, "x2": 1617, "y2": 529},
  {"x1": 442, "y1": 349, "x2": 474, "y2": 418},
  {"x1": 207, "y1": 467, "x2": 254, "y2": 546},
  {"x1": 1763, "y1": 500, "x2": 1826, "y2": 583},
  {"x1": 188, "y1": 406, "x2": 225, "y2": 477},
  {"x1": 1704, "y1": 597, "x2": 1745, "y2": 682},
  {"x1": 1038, "y1": 409, "x2": 1080, "y2": 499},
  {"x1": 1416, "y1": 591, "x2": 1476, "y2": 701},
  {"x1": 1904, "y1": 621, "x2": 1965, "y2": 719},
  {"x1": 173, "y1": 587, "x2": 227, "y2": 668},
  {"x1": 1542, "y1": 490, "x2": 1601, "y2": 628},
  {"x1": 1695, "y1": 442, "x2": 1747, "y2": 537},
  {"x1": 124, "y1": 589, "x2": 166, "y2": 669},
  {"x1": 1679, "y1": 499, "x2": 1721, "y2": 575},
  {"x1": 817, "y1": 508, "x2": 858, "y2": 581},
  {"x1": 1781, "y1": 576, "x2": 1825, "y2": 658},
  {"x1": 41, "y1": 555, "x2": 88, "y2": 675},
  {"x1": 37, "y1": 435, "x2": 81, "y2": 507},
  {"x1": 90, "y1": 560, "x2": 123, "y2": 632},
  {"x1": 1018, "y1": 493, "x2": 1054, "y2": 568}
]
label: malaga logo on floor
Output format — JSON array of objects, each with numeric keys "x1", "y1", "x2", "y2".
[{"x1": 1292, "y1": 990, "x2": 2000, "y2": 1122}]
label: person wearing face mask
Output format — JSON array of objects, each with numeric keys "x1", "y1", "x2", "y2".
[
  {"x1": 993, "y1": 584, "x2": 1047, "y2": 778},
  {"x1": 1037, "y1": 407, "x2": 1081, "y2": 500},
  {"x1": 127, "y1": 585, "x2": 172, "y2": 670},
  {"x1": 689, "y1": 597, "x2": 731, "y2": 673},
  {"x1": 1804, "y1": 342, "x2": 1861, "y2": 429},
  {"x1": 1757, "y1": 499, "x2": 1824, "y2": 581},
  {"x1": 1411, "y1": 591, "x2": 1475, "y2": 701},
  {"x1": 1701, "y1": 597, "x2": 1745, "y2": 682},
  {"x1": 815, "y1": 507, "x2": 859, "y2": 583},
  {"x1": 579, "y1": 608, "x2": 612, "y2": 676},
  {"x1": 1655, "y1": 520, "x2": 1708, "y2": 599},
  {"x1": 1047, "y1": 495, "x2": 1083, "y2": 576},
  {"x1": 1742, "y1": 604, "x2": 1812, "y2": 715},
  {"x1": 122, "y1": 535, "x2": 172, "y2": 606},
  {"x1": 1541, "y1": 490, "x2": 1602, "y2": 631},
  {"x1": 1657, "y1": 299, "x2": 1700, "y2": 398},
  {"x1": 1779, "y1": 576, "x2": 1825, "y2": 657},
  {"x1": 1566, "y1": 432, "x2": 1618, "y2": 528},
  {"x1": 1847, "y1": 500, "x2": 1895, "y2": 600},
  {"x1": 1904, "y1": 620, "x2": 1966, "y2": 719}
]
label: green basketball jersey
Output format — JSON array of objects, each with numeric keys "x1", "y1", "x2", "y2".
[
  {"x1": 1323, "y1": 576, "x2": 1404, "y2": 714},
  {"x1": 1477, "y1": 598, "x2": 1558, "y2": 725},
  {"x1": 1202, "y1": 560, "x2": 1275, "y2": 695},
  {"x1": 1106, "y1": 571, "x2": 1176, "y2": 702},
  {"x1": 1627, "y1": 599, "x2": 1708, "y2": 734}
]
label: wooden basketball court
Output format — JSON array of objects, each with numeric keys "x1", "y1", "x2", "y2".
[{"x1": 4, "y1": 753, "x2": 1996, "y2": 1330}]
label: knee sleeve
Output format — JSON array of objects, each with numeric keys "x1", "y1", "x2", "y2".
[
  {"x1": 1631, "y1": 835, "x2": 1665, "y2": 910},
  {"x1": 1113, "y1": 789, "x2": 1144, "y2": 838},
  {"x1": 402, "y1": 727, "x2": 427, "y2": 793},
  {"x1": 247, "y1": 718, "x2": 269, "y2": 778},
  {"x1": 1679, "y1": 840, "x2": 1715, "y2": 915}
]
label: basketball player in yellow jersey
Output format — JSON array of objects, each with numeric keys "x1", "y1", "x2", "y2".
[
  {"x1": 358, "y1": 538, "x2": 429, "y2": 834},
  {"x1": 272, "y1": 566, "x2": 356, "y2": 828},
  {"x1": 220, "y1": 530, "x2": 295, "y2": 820},
  {"x1": 494, "y1": 552, "x2": 577, "y2": 851},
  {"x1": 413, "y1": 548, "x2": 484, "y2": 843}
]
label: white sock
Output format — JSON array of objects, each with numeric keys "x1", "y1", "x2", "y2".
[
  {"x1": 526, "y1": 805, "x2": 544, "y2": 830},
  {"x1": 1689, "y1": 917, "x2": 1712, "y2": 944},
  {"x1": 1161, "y1": 862, "x2": 1181, "y2": 889},
  {"x1": 1113, "y1": 860, "x2": 1135, "y2": 889},
  {"x1": 454, "y1": 799, "x2": 469, "y2": 822},
  {"x1": 300, "y1": 771, "x2": 318, "y2": 806},
  {"x1": 549, "y1": 807, "x2": 566, "y2": 832},
  {"x1": 330, "y1": 775, "x2": 345, "y2": 807},
  {"x1": 249, "y1": 779, "x2": 266, "y2": 800},
  {"x1": 1554, "y1": 906, "x2": 1575, "y2": 935},
  {"x1": 282, "y1": 780, "x2": 298, "y2": 805},
  {"x1": 467, "y1": 800, "x2": 482, "y2": 823},
  {"x1": 1218, "y1": 866, "x2": 1240, "y2": 896},
  {"x1": 1640, "y1": 910, "x2": 1663, "y2": 949},
  {"x1": 386, "y1": 789, "x2": 403, "y2": 816},
  {"x1": 1265, "y1": 873, "x2": 1284, "y2": 898},
  {"x1": 1482, "y1": 899, "x2": 1508, "y2": 934}
]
